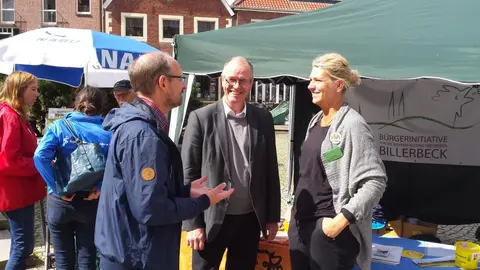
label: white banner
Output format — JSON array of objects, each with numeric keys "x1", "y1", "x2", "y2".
[{"x1": 345, "y1": 78, "x2": 480, "y2": 166}]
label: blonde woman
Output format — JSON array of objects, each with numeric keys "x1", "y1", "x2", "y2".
[
  {"x1": 0, "y1": 71, "x2": 46, "y2": 270},
  {"x1": 288, "y1": 53, "x2": 387, "y2": 270}
]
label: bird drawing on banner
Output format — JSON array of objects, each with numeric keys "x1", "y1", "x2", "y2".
[{"x1": 431, "y1": 85, "x2": 475, "y2": 127}]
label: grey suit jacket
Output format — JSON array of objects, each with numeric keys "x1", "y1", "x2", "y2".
[{"x1": 181, "y1": 100, "x2": 281, "y2": 241}]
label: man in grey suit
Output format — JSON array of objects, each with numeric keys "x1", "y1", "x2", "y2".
[{"x1": 181, "y1": 57, "x2": 281, "y2": 270}]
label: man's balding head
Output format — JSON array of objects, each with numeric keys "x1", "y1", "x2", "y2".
[
  {"x1": 222, "y1": 56, "x2": 253, "y2": 77},
  {"x1": 128, "y1": 52, "x2": 174, "y2": 95}
]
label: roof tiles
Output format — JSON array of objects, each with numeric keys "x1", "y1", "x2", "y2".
[{"x1": 233, "y1": 0, "x2": 332, "y2": 12}]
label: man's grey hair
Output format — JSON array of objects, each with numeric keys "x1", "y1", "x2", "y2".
[
  {"x1": 128, "y1": 52, "x2": 173, "y2": 95},
  {"x1": 221, "y1": 56, "x2": 254, "y2": 77}
]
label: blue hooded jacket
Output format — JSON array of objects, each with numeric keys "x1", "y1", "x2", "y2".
[
  {"x1": 34, "y1": 111, "x2": 112, "y2": 195},
  {"x1": 95, "y1": 99, "x2": 210, "y2": 270}
]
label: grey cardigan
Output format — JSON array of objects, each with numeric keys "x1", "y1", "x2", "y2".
[{"x1": 305, "y1": 104, "x2": 387, "y2": 270}]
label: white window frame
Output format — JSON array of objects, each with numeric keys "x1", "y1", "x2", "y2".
[
  {"x1": 42, "y1": 0, "x2": 56, "y2": 24},
  {"x1": 105, "y1": 11, "x2": 112, "y2": 34},
  {"x1": 76, "y1": 0, "x2": 91, "y2": 15},
  {"x1": 250, "y1": 19, "x2": 264, "y2": 23},
  {"x1": 1, "y1": 0, "x2": 14, "y2": 24},
  {"x1": 121, "y1": 12, "x2": 147, "y2": 42},
  {"x1": 158, "y1": 15, "x2": 183, "y2": 43},
  {"x1": 193, "y1": 16, "x2": 219, "y2": 33},
  {"x1": 225, "y1": 18, "x2": 232, "y2": 28}
]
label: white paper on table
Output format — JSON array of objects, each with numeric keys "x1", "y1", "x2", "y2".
[
  {"x1": 412, "y1": 255, "x2": 456, "y2": 265},
  {"x1": 372, "y1": 243, "x2": 403, "y2": 265},
  {"x1": 419, "y1": 241, "x2": 455, "y2": 257}
]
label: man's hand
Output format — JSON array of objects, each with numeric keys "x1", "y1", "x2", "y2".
[
  {"x1": 84, "y1": 187, "x2": 100, "y2": 201},
  {"x1": 61, "y1": 194, "x2": 75, "y2": 202},
  {"x1": 265, "y1": 222, "x2": 279, "y2": 241},
  {"x1": 206, "y1": 183, "x2": 234, "y2": 206},
  {"x1": 190, "y1": 176, "x2": 210, "y2": 198},
  {"x1": 187, "y1": 228, "x2": 206, "y2": 250},
  {"x1": 322, "y1": 214, "x2": 349, "y2": 239}
]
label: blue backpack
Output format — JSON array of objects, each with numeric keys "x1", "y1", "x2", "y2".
[{"x1": 53, "y1": 119, "x2": 106, "y2": 195}]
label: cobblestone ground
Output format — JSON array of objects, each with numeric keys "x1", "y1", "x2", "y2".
[{"x1": 18, "y1": 131, "x2": 479, "y2": 269}]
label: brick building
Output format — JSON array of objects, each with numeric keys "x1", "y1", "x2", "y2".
[
  {"x1": 104, "y1": 0, "x2": 333, "y2": 55},
  {"x1": 0, "y1": 0, "x2": 102, "y2": 39},
  {"x1": 102, "y1": 0, "x2": 333, "y2": 100}
]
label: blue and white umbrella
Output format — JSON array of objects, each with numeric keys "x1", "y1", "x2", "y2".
[{"x1": 0, "y1": 27, "x2": 159, "y2": 87}]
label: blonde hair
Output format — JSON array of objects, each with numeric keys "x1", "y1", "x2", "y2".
[
  {"x1": 0, "y1": 71, "x2": 37, "y2": 121},
  {"x1": 312, "y1": 53, "x2": 361, "y2": 91}
]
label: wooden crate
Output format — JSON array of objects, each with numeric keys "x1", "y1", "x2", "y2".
[
  {"x1": 402, "y1": 219, "x2": 438, "y2": 238},
  {"x1": 373, "y1": 220, "x2": 403, "y2": 237}
]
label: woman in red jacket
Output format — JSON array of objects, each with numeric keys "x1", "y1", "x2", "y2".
[{"x1": 0, "y1": 71, "x2": 46, "y2": 270}]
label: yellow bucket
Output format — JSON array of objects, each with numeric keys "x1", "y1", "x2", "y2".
[
  {"x1": 455, "y1": 241, "x2": 480, "y2": 269},
  {"x1": 283, "y1": 221, "x2": 289, "y2": 232}
]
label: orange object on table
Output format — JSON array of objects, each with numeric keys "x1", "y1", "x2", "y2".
[
  {"x1": 180, "y1": 232, "x2": 227, "y2": 270},
  {"x1": 255, "y1": 232, "x2": 291, "y2": 270},
  {"x1": 179, "y1": 231, "x2": 291, "y2": 270}
]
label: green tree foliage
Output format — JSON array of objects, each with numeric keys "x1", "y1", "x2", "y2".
[{"x1": 30, "y1": 80, "x2": 76, "y2": 133}]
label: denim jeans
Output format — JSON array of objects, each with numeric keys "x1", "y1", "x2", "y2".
[
  {"x1": 5, "y1": 204, "x2": 35, "y2": 270},
  {"x1": 47, "y1": 194, "x2": 98, "y2": 270}
]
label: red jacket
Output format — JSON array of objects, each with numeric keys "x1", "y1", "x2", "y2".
[{"x1": 0, "y1": 102, "x2": 46, "y2": 212}]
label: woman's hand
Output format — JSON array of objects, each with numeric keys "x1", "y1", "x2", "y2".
[
  {"x1": 322, "y1": 214, "x2": 350, "y2": 238},
  {"x1": 61, "y1": 194, "x2": 75, "y2": 202}
]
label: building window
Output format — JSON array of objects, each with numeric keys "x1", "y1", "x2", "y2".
[
  {"x1": 42, "y1": 0, "x2": 56, "y2": 24},
  {"x1": 1, "y1": 0, "x2": 14, "y2": 23},
  {"x1": 121, "y1": 13, "x2": 147, "y2": 42},
  {"x1": 194, "y1": 17, "x2": 218, "y2": 33},
  {"x1": 226, "y1": 18, "x2": 232, "y2": 28},
  {"x1": 158, "y1": 15, "x2": 183, "y2": 43},
  {"x1": 0, "y1": 27, "x2": 17, "y2": 40},
  {"x1": 77, "y1": 0, "x2": 90, "y2": 14}
]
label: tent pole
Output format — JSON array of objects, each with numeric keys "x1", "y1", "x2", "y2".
[
  {"x1": 168, "y1": 74, "x2": 194, "y2": 144},
  {"x1": 286, "y1": 84, "x2": 296, "y2": 203},
  {"x1": 84, "y1": 64, "x2": 88, "y2": 86}
]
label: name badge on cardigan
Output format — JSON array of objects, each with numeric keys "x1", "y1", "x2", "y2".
[{"x1": 323, "y1": 147, "x2": 343, "y2": 163}]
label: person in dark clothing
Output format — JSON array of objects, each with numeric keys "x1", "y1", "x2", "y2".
[
  {"x1": 95, "y1": 52, "x2": 234, "y2": 270},
  {"x1": 182, "y1": 57, "x2": 281, "y2": 270},
  {"x1": 112, "y1": 79, "x2": 137, "y2": 106}
]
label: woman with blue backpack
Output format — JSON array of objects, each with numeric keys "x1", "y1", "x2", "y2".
[{"x1": 34, "y1": 86, "x2": 112, "y2": 270}]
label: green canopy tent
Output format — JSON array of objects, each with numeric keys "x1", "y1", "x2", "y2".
[
  {"x1": 174, "y1": 0, "x2": 480, "y2": 82},
  {"x1": 170, "y1": 0, "x2": 480, "y2": 224}
]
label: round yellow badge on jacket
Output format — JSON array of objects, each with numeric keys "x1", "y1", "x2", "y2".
[{"x1": 141, "y1": 167, "x2": 155, "y2": 181}]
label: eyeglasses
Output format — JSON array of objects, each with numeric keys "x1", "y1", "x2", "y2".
[
  {"x1": 167, "y1": 74, "x2": 187, "y2": 84},
  {"x1": 223, "y1": 76, "x2": 252, "y2": 87}
]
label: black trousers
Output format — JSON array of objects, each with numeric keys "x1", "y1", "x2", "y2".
[
  {"x1": 288, "y1": 216, "x2": 360, "y2": 270},
  {"x1": 193, "y1": 212, "x2": 261, "y2": 270}
]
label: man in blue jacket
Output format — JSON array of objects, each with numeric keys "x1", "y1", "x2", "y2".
[{"x1": 95, "y1": 51, "x2": 234, "y2": 270}]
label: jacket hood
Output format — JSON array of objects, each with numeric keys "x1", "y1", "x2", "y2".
[
  {"x1": 0, "y1": 102, "x2": 15, "y2": 113},
  {"x1": 0, "y1": 102, "x2": 8, "y2": 110},
  {"x1": 64, "y1": 111, "x2": 104, "y2": 125},
  {"x1": 103, "y1": 102, "x2": 156, "y2": 132}
]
